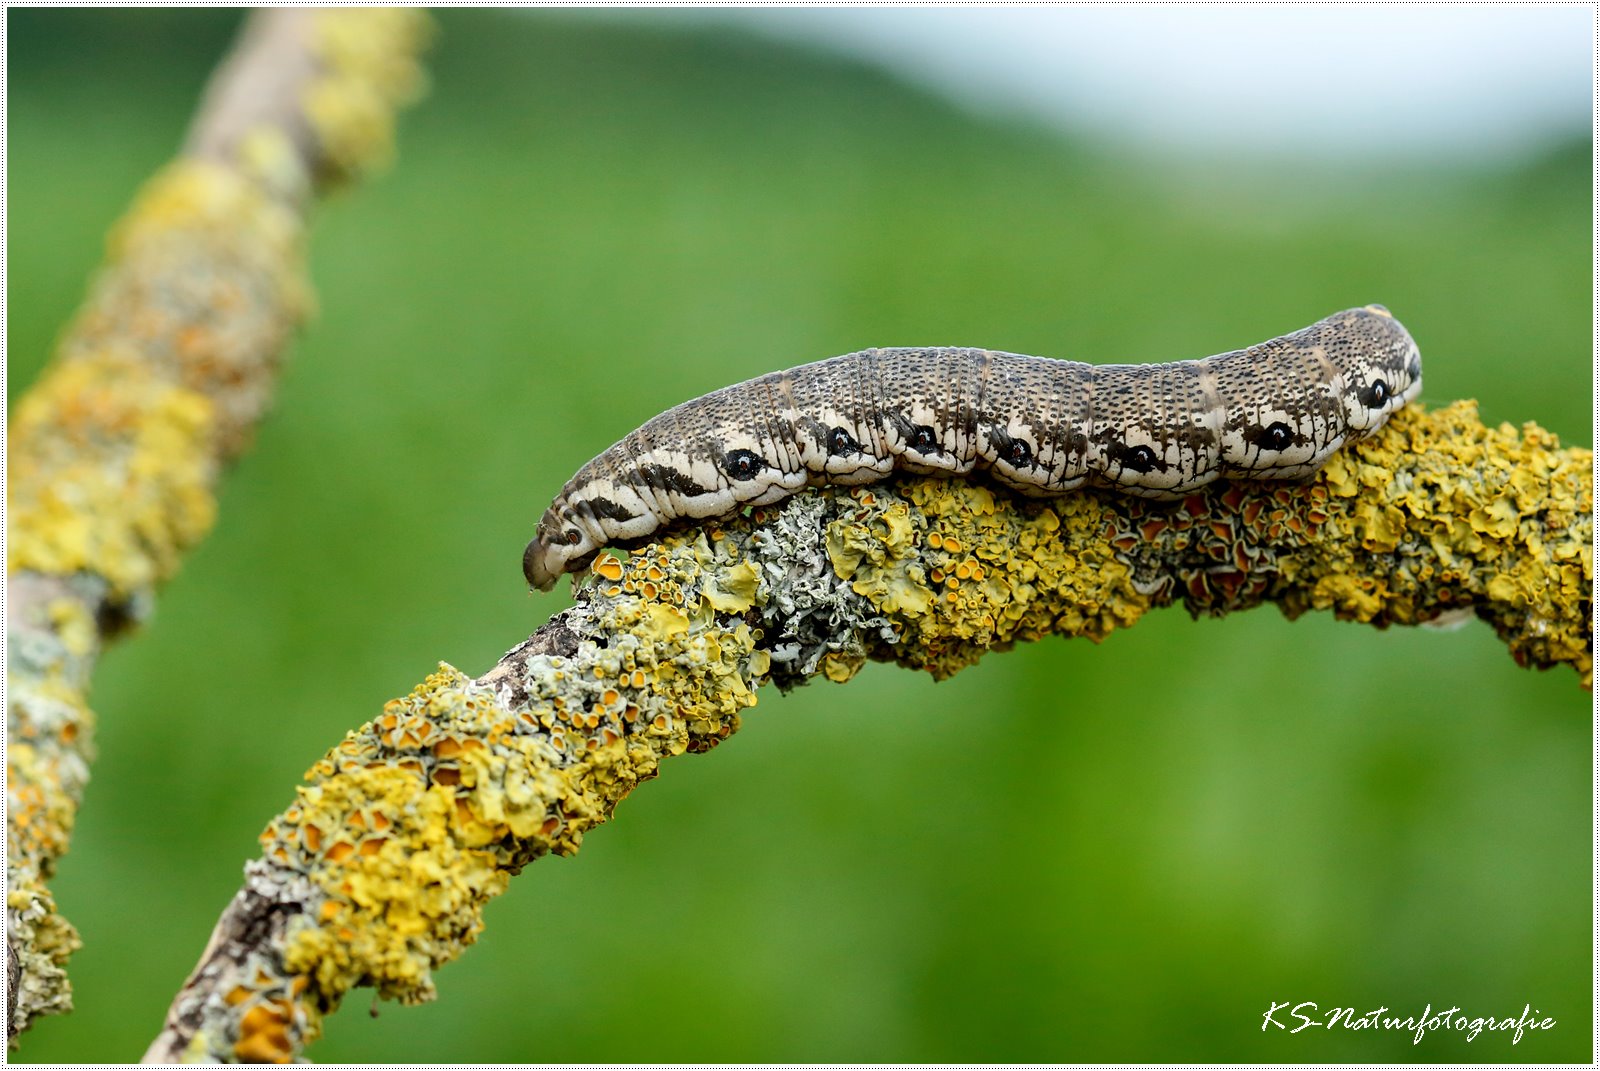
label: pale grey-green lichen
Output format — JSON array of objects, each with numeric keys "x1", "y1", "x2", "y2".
[{"x1": 743, "y1": 493, "x2": 900, "y2": 688}]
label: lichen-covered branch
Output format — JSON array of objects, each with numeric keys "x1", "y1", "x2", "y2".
[
  {"x1": 145, "y1": 400, "x2": 1588, "y2": 1062},
  {"x1": 6, "y1": 9, "x2": 432, "y2": 1041}
]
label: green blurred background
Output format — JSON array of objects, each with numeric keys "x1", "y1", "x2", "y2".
[{"x1": 6, "y1": 8, "x2": 1590, "y2": 1063}]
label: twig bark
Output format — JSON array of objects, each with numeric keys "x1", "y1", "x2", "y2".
[
  {"x1": 6, "y1": 9, "x2": 431, "y2": 1042},
  {"x1": 144, "y1": 400, "x2": 1589, "y2": 1062}
]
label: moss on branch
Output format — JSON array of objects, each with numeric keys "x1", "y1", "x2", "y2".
[
  {"x1": 149, "y1": 399, "x2": 1589, "y2": 1061},
  {"x1": 6, "y1": 9, "x2": 432, "y2": 1043}
]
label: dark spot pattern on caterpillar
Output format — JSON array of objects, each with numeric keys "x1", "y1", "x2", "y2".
[
  {"x1": 525, "y1": 305, "x2": 1422, "y2": 590},
  {"x1": 1254, "y1": 421, "x2": 1297, "y2": 451}
]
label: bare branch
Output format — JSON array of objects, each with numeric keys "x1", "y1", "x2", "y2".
[
  {"x1": 145, "y1": 400, "x2": 1589, "y2": 1061},
  {"x1": 6, "y1": 9, "x2": 432, "y2": 1041}
]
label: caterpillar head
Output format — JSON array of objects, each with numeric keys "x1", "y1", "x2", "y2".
[
  {"x1": 524, "y1": 506, "x2": 600, "y2": 591},
  {"x1": 1338, "y1": 304, "x2": 1423, "y2": 435}
]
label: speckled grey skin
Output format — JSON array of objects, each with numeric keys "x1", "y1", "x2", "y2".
[{"x1": 526, "y1": 305, "x2": 1422, "y2": 590}]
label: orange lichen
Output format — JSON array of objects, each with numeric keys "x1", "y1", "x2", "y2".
[{"x1": 233, "y1": 999, "x2": 295, "y2": 1063}]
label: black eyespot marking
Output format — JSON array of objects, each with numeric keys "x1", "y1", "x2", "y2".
[
  {"x1": 722, "y1": 449, "x2": 767, "y2": 481},
  {"x1": 910, "y1": 425, "x2": 940, "y2": 452},
  {"x1": 1119, "y1": 444, "x2": 1159, "y2": 473},
  {"x1": 1002, "y1": 439, "x2": 1033, "y2": 467},
  {"x1": 564, "y1": 529, "x2": 582, "y2": 546},
  {"x1": 1255, "y1": 422, "x2": 1294, "y2": 452},
  {"x1": 1407, "y1": 355, "x2": 1421, "y2": 381},
  {"x1": 1359, "y1": 379, "x2": 1389, "y2": 408},
  {"x1": 827, "y1": 426, "x2": 859, "y2": 455}
]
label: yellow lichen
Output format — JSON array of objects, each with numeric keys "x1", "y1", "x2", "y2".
[
  {"x1": 821, "y1": 652, "x2": 866, "y2": 683},
  {"x1": 795, "y1": 401, "x2": 1586, "y2": 683},
  {"x1": 7, "y1": 353, "x2": 218, "y2": 596},
  {"x1": 702, "y1": 558, "x2": 760, "y2": 612},
  {"x1": 5, "y1": 653, "x2": 96, "y2": 1023},
  {"x1": 9, "y1": 8, "x2": 436, "y2": 1053},
  {"x1": 278, "y1": 721, "x2": 512, "y2": 1006},
  {"x1": 217, "y1": 399, "x2": 1587, "y2": 1060},
  {"x1": 105, "y1": 159, "x2": 300, "y2": 267},
  {"x1": 259, "y1": 514, "x2": 777, "y2": 1029},
  {"x1": 7, "y1": 157, "x2": 317, "y2": 598},
  {"x1": 305, "y1": 10, "x2": 435, "y2": 182},
  {"x1": 822, "y1": 480, "x2": 1149, "y2": 678},
  {"x1": 1293, "y1": 403, "x2": 1590, "y2": 681}
]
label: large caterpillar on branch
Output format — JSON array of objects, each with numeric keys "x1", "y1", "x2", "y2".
[{"x1": 525, "y1": 305, "x2": 1421, "y2": 590}]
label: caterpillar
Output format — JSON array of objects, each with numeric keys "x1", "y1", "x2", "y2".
[{"x1": 525, "y1": 305, "x2": 1421, "y2": 591}]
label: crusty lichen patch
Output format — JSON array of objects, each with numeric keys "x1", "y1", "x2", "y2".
[
  {"x1": 3, "y1": 578, "x2": 108, "y2": 1036},
  {"x1": 1312, "y1": 401, "x2": 1591, "y2": 682},
  {"x1": 7, "y1": 160, "x2": 310, "y2": 605},
  {"x1": 304, "y1": 9, "x2": 434, "y2": 183},
  {"x1": 247, "y1": 532, "x2": 775, "y2": 1045},
  {"x1": 805, "y1": 401, "x2": 1589, "y2": 684},
  {"x1": 193, "y1": 398, "x2": 1587, "y2": 1061},
  {"x1": 5, "y1": 715, "x2": 90, "y2": 1025},
  {"x1": 824, "y1": 481, "x2": 1148, "y2": 679},
  {"x1": 8, "y1": 352, "x2": 220, "y2": 599},
  {"x1": 8, "y1": 12, "x2": 435, "y2": 601},
  {"x1": 4, "y1": 159, "x2": 308, "y2": 1036},
  {"x1": 7, "y1": 10, "x2": 435, "y2": 1047}
]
